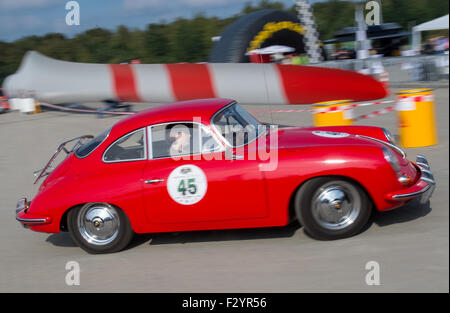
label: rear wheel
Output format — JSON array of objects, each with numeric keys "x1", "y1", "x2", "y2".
[
  {"x1": 67, "y1": 203, "x2": 134, "y2": 254},
  {"x1": 295, "y1": 177, "x2": 372, "y2": 240}
]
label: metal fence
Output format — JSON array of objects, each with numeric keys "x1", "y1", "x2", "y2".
[{"x1": 311, "y1": 54, "x2": 449, "y2": 83}]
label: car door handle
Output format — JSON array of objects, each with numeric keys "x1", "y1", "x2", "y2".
[{"x1": 144, "y1": 179, "x2": 165, "y2": 184}]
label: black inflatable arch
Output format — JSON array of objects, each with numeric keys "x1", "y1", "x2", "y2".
[{"x1": 209, "y1": 9, "x2": 306, "y2": 63}]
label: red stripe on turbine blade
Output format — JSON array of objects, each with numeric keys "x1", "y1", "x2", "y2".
[
  {"x1": 276, "y1": 64, "x2": 388, "y2": 104},
  {"x1": 166, "y1": 63, "x2": 216, "y2": 101},
  {"x1": 109, "y1": 64, "x2": 142, "y2": 102}
]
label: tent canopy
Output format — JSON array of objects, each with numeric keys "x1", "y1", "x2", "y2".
[
  {"x1": 413, "y1": 14, "x2": 449, "y2": 32},
  {"x1": 412, "y1": 14, "x2": 449, "y2": 51}
]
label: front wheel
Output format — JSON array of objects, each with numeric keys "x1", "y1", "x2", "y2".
[
  {"x1": 295, "y1": 177, "x2": 372, "y2": 240},
  {"x1": 67, "y1": 203, "x2": 134, "y2": 254}
]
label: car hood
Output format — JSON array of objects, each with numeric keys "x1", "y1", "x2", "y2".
[{"x1": 272, "y1": 126, "x2": 387, "y2": 151}]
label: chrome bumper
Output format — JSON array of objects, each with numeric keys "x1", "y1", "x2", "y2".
[
  {"x1": 15, "y1": 198, "x2": 48, "y2": 227},
  {"x1": 391, "y1": 155, "x2": 436, "y2": 204},
  {"x1": 415, "y1": 155, "x2": 436, "y2": 204},
  {"x1": 16, "y1": 216, "x2": 47, "y2": 224}
]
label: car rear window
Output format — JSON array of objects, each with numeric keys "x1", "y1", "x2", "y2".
[{"x1": 75, "y1": 128, "x2": 110, "y2": 158}]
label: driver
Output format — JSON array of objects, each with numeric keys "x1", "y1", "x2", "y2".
[{"x1": 168, "y1": 124, "x2": 192, "y2": 156}]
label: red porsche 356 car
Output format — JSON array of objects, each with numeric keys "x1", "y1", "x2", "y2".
[{"x1": 16, "y1": 99, "x2": 435, "y2": 253}]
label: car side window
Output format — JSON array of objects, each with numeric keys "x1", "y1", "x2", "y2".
[
  {"x1": 150, "y1": 123, "x2": 222, "y2": 159},
  {"x1": 103, "y1": 128, "x2": 146, "y2": 162}
]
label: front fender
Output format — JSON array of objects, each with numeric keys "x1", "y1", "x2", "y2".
[{"x1": 264, "y1": 144, "x2": 406, "y2": 218}]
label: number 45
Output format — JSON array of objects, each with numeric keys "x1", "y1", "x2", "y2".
[{"x1": 178, "y1": 178, "x2": 197, "y2": 195}]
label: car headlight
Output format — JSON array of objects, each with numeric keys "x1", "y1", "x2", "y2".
[
  {"x1": 382, "y1": 146, "x2": 400, "y2": 174},
  {"x1": 382, "y1": 128, "x2": 396, "y2": 145}
]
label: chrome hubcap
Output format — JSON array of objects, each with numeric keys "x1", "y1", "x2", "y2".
[
  {"x1": 78, "y1": 203, "x2": 120, "y2": 245},
  {"x1": 312, "y1": 181, "x2": 361, "y2": 230}
]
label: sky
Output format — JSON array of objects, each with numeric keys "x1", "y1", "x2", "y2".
[{"x1": 0, "y1": 0, "x2": 324, "y2": 42}]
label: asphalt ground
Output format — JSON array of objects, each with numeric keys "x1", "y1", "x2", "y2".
[{"x1": 0, "y1": 86, "x2": 448, "y2": 292}]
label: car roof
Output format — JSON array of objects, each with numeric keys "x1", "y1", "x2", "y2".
[{"x1": 112, "y1": 98, "x2": 234, "y2": 135}]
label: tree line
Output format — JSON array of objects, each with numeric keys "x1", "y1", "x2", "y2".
[{"x1": 0, "y1": 0, "x2": 448, "y2": 85}]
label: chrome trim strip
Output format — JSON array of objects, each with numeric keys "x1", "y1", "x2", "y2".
[
  {"x1": 392, "y1": 184, "x2": 431, "y2": 199},
  {"x1": 357, "y1": 135, "x2": 406, "y2": 159},
  {"x1": 382, "y1": 128, "x2": 396, "y2": 145},
  {"x1": 144, "y1": 179, "x2": 165, "y2": 184},
  {"x1": 147, "y1": 125, "x2": 153, "y2": 159},
  {"x1": 16, "y1": 217, "x2": 47, "y2": 224},
  {"x1": 211, "y1": 101, "x2": 238, "y2": 148}
]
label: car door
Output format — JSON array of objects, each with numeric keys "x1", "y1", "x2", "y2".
[
  {"x1": 96, "y1": 127, "x2": 148, "y2": 216},
  {"x1": 141, "y1": 122, "x2": 268, "y2": 224}
]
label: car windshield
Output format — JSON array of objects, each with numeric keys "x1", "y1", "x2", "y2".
[
  {"x1": 75, "y1": 128, "x2": 110, "y2": 158},
  {"x1": 212, "y1": 103, "x2": 264, "y2": 147}
]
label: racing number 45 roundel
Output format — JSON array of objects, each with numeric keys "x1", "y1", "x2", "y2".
[{"x1": 167, "y1": 165, "x2": 208, "y2": 205}]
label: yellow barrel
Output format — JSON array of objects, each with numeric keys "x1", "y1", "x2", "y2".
[
  {"x1": 313, "y1": 100, "x2": 353, "y2": 127},
  {"x1": 33, "y1": 100, "x2": 41, "y2": 114},
  {"x1": 396, "y1": 89, "x2": 438, "y2": 148}
]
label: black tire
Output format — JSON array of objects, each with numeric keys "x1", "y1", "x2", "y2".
[
  {"x1": 295, "y1": 177, "x2": 372, "y2": 240},
  {"x1": 67, "y1": 203, "x2": 134, "y2": 254},
  {"x1": 209, "y1": 9, "x2": 306, "y2": 63}
]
